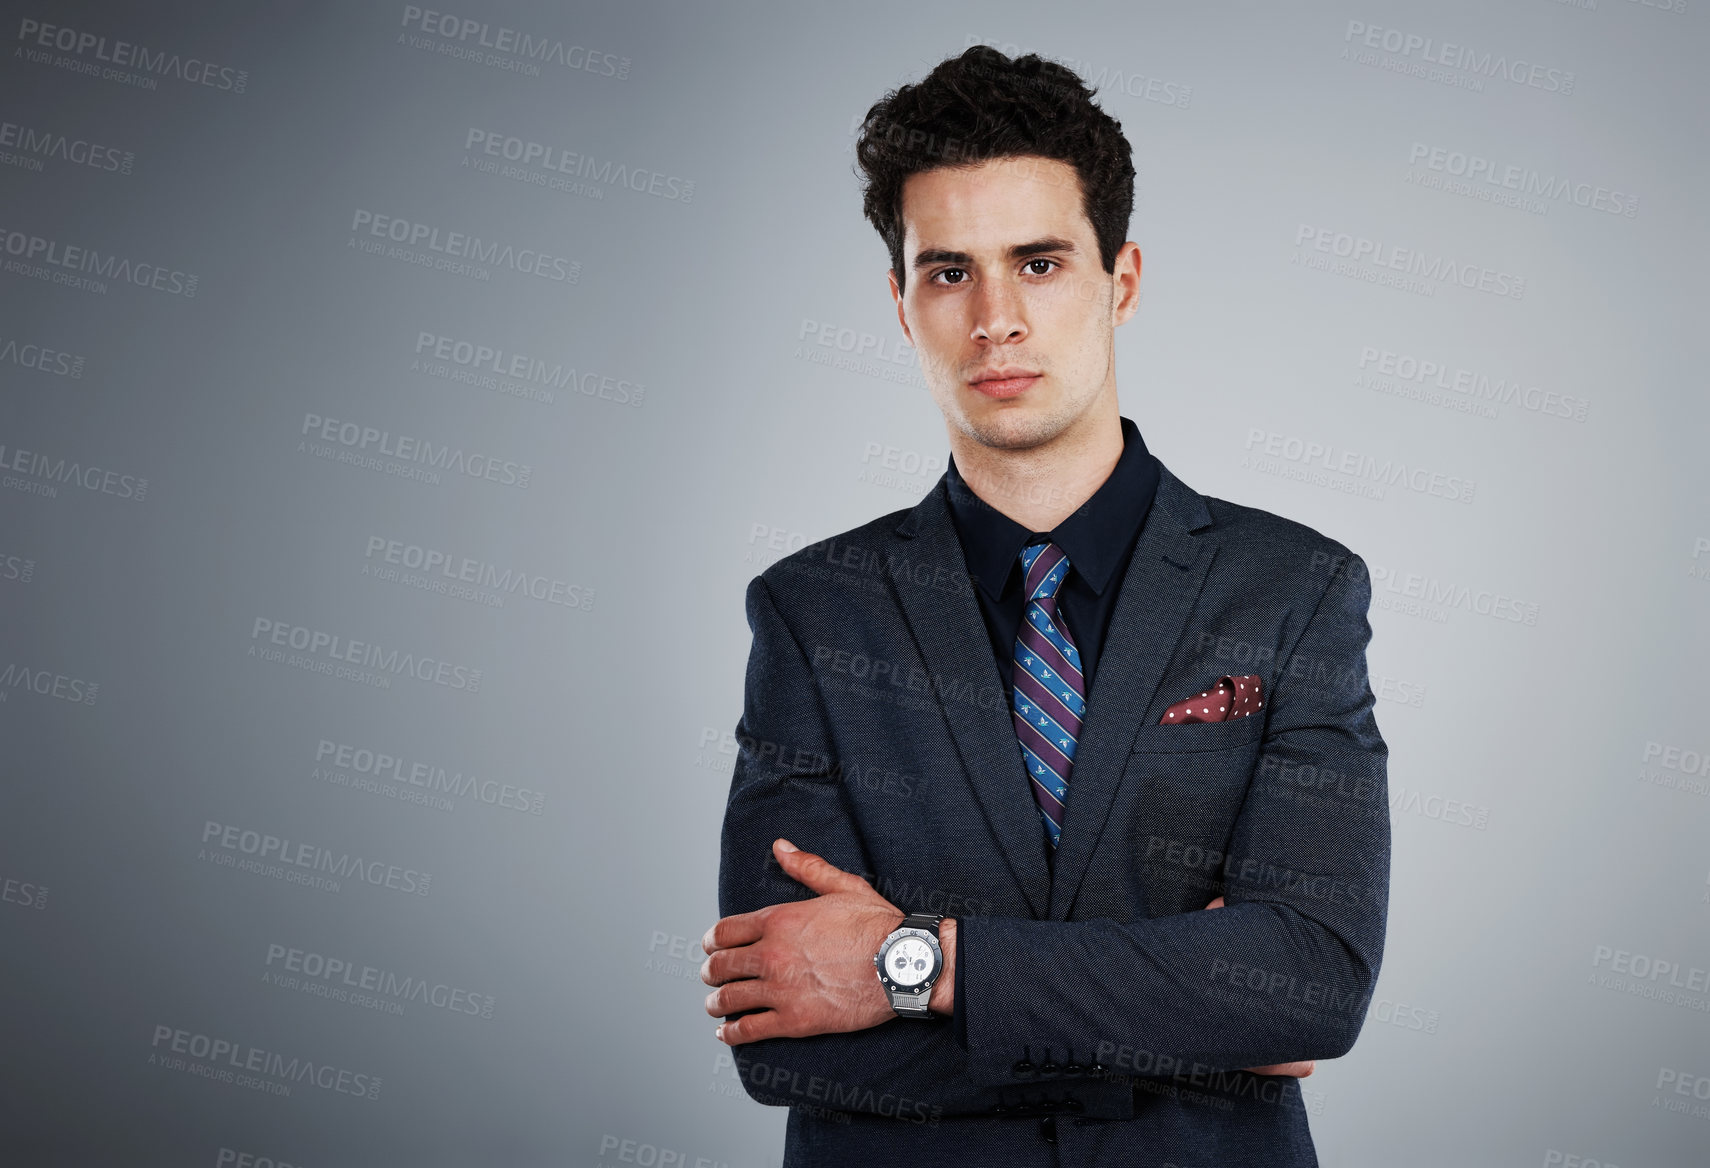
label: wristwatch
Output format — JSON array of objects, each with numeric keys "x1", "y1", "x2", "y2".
[{"x1": 873, "y1": 912, "x2": 944, "y2": 1019}]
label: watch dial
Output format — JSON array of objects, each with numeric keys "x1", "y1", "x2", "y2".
[{"x1": 887, "y1": 936, "x2": 933, "y2": 987}]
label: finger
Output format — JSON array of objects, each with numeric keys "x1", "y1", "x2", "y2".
[
  {"x1": 703, "y1": 908, "x2": 770, "y2": 954},
  {"x1": 706, "y1": 976, "x2": 775, "y2": 1020},
  {"x1": 1243, "y1": 1060, "x2": 1315, "y2": 1077},
  {"x1": 719, "y1": 1008, "x2": 791, "y2": 1046},
  {"x1": 775, "y1": 839, "x2": 870, "y2": 897},
  {"x1": 701, "y1": 944, "x2": 766, "y2": 987},
  {"x1": 1203, "y1": 896, "x2": 1225, "y2": 910}
]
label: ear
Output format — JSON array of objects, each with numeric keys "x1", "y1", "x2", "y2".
[
  {"x1": 887, "y1": 269, "x2": 914, "y2": 347},
  {"x1": 1111, "y1": 241, "x2": 1142, "y2": 327}
]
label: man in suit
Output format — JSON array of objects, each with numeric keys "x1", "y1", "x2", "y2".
[{"x1": 700, "y1": 45, "x2": 1389, "y2": 1166}]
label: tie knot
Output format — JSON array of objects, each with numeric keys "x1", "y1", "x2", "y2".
[{"x1": 1019, "y1": 541, "x2": 1071, "y2": 602}]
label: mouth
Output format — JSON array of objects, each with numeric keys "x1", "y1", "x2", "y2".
[{"x1": 967, "y1": 369, "x2": 1041, "y2": 399}]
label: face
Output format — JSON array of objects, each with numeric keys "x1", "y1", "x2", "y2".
[{"x1": 888, "y1": 155, "x2": 1141, "y2": 452}]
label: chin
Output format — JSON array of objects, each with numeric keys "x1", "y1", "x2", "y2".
[{"x1": 961, "y1": 403, "x2": 1065, "y2": 451}]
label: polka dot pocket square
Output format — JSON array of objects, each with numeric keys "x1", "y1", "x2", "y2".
[{"x1": 1158, "y1": 675, "x2": 1264, "y2": 724}]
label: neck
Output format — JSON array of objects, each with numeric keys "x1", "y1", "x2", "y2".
[{"x1": 949, "y1": 397, "x2": 1124, "y2": 532}]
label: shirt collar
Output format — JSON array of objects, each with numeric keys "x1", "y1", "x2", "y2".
[{"x1": 944, "y1": 415, "x2": 1160, "y2": 603}]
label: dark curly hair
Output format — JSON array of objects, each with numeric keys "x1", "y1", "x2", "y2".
[{"x1": 854, "y1": 45, "x2": 1136, "y2": 295}]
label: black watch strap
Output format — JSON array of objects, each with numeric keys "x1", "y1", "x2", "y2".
[{"x1": 901, "y1": 911, "x2": 943, "y2": 935}]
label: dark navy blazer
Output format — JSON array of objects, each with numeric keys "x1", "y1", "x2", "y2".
[{"x1": 716, "y1": 459, "x2": 1391, "y2": 1167}]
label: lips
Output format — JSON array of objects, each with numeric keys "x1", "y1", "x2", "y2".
[{"x1": 968, "y1": 368, "x2": 1041, "y2": 399}]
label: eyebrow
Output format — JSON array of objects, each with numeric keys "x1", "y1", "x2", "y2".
[{"x1": 911, "y1": 236, "x2": 1079, "y2": 270}]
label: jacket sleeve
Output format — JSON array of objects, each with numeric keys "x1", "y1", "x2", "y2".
[
  {"x1": 955, "y1": 552, "x2": 1391, "y2": 1082},
  {"x1": 715, "y1": 574, "x2": 1076, "y2": 1119}
]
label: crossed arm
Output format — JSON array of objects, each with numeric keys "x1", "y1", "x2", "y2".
[
  {"x1": 704, "y1": 565, "x2": 1388, "y2": 1111},
  {"x1": 701, "y1": 837, "x2": 1316, "y2": 1080}
]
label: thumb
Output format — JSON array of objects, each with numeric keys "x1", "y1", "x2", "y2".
[
  {"x1": 774, "y1": 839, "x2": 867, "y2": 896},
  {"x1": 1246, "y1": 1060, "x2": 1316, "y2": 1078},
  {"x1": 1203, "y1": 896, "x2": 1226, "y2": 910}
]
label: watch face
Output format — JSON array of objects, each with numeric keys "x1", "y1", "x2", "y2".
[{"x1": 886, "y1": 935, "x2": 935, "y2": 987}]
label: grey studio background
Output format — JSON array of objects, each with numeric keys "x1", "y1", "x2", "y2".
[{"x1": 1, "y1": 0, "x2": 1705, "y2": 1165}]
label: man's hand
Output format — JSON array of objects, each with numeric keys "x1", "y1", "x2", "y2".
[
  {"x1": 1204, "y1": 896, "x2": 1316, "y2": 1080},
  {"x1": 701, "y1": 839, "x2": 908, "y2": 1045}
]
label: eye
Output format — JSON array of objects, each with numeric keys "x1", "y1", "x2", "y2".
[
  {"x1": 1024, "y1": 258, "x2": 1058, "y2": 276},
  {"x1": 931, "y1": 267, "x2": 968, "y2": 286}
]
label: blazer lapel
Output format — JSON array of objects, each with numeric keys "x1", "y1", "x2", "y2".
[
  {"x1": 891, "y1": 479, "x2": 1052, "y2": 919},
  {"x1": 888, "y1": 463, "x2": 1217, "y2": 923},
  {"x1": 1046, "y1": 463, "x2": 1217, "y2": 920}
]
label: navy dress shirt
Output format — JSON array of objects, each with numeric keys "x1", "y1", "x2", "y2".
[{"x1": 939, "y1": 414, "x2": 1161, "y2": 1048}]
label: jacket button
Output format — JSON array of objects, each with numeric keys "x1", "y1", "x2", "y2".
[
  {"x1": 1065, "y1": 1063, "x2": 1083, "y2": 1076},
  {"x1": 1040, "y1": 1061, "x2": 1061, "y2": 1076},
  {"x1": 1039, "y1": 1115, "x2": 1057, "y2": 1143},
  {"x1": 1012, "y1": 1059, "x2": 1034, "y2": 1076}
]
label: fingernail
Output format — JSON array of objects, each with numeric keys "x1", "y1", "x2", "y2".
[
  {"x1": 715, "y1": 1023, "x2": 726, "y2": 1041},
  {"x1": 777, "y1": 839, "x2": 797, "y2": 853}
]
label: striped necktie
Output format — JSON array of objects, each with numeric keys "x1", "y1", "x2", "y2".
[{"x1": 1010, "y1": 541, "x2": 1086, "y2": 849}]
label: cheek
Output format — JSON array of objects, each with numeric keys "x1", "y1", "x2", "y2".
[
  {"x1": 908, "y1": 305, "x2": 966, "y2": 368},
  {"x1": 1039, "y1": 304, "x2": 1103, "y2": 365},
  {"x1": 1072, "y1": 301, "x2": 1115, "y2": 352},
  {"x1": 911, "y1": 295, "x2": 963, "y2": 335},
  {"x1": 1036, "y1": 286, "x2": 1099, "y2": 333}
]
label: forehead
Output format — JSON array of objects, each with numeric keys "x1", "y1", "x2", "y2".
[{"x1": 899, "y1": 155, "x2": 1088, "y2": 255}]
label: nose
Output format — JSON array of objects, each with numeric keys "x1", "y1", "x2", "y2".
[{"x1": 970, "y1": 278, "x2": 1027, "y2": 345}]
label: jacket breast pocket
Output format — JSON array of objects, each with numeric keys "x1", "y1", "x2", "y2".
[
  {"x1": 1128, "y1": 714, "x2": 1265, "y2": 755},
  {"x1": 1123, "y1": 715, "x2": 1265, "y2": 916}
]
